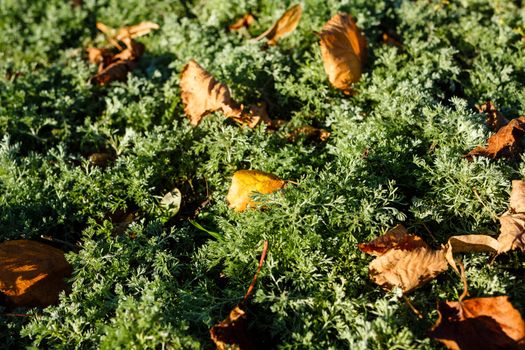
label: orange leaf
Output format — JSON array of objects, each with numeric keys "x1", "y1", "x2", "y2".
[
  {"x1": 254, "y1": 4, "x2": 302, "y2": 45},
  {"x1": 180, "y1": 60, "x2": 242, "y2": 126},
  {"x1": 444, "y1": 234, "x2": 500, "y2": 274},
  {"x1": 465, "y1": 116, "x2": 525, "y2": 160},
  {"x1": 359, "y1": 225, "x2": 448, "y2": 293},
  {"x1": 498, "y1": 180, "x2": 525, "y2": 253},
  {"x1": 0, "y1": 240, "x2": 72, "y2": 307},
  {"x1": 115, "y1": 21, "x2": 160, "y2": 41},
  {"x1": 429, "y1": 296, "x2": 525, "y2": 350},
  {"x1": 210, "y1": 306, "x2": 255, "y2": 350},
  {"x1": 319, "y1": 13, "x2": 368, "y2": 93},
  {"x1": 229, "y1": 13, "x2": 256, "y2": 31},
  {"x1": 113, "y1": 38, "x2": 145, "y2": 62},
  {"x1": 226, "y1": 170, "x2": 285, "y2": 212},
  {"x1": 86, "y1": 47, "x2": 113, "y2": 66},
  {"x1": 358, "y1": 224, "x2": 428, "y2": 256}
]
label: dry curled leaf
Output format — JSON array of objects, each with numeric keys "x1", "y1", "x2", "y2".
[
  {"x1": 288, "y1": 126, "x2": 331, "y2": 143},
  {"x1": 86, "y1": 47, "x2": 113, "y2": 66},
  {"x1": 180, "y1": 60, "x2": 242, "y2": 126},
  {"x1": 444, "y1": 234, "x2": 500, "y2": 274},
  {"x1": 91, "y1": 60, "x2": 131, "y2": 86},
  {"x1": 465, "y1": 116, "x2": 525, "y2": 161},
  {"x1": 359, "y1": 225, "x2": 448, "y2": 293},
  {"x1": 319, "y1": 13, "x2": 368, "y2": 93},
  {"x1": 229, "y1": 13, "x2": 256, "y2": 31},
  {"x1": 113, "y1": 37, "x2": 145, "y2": 62},
  {"x1": 210, "y1": 306, "x2": 255, "y2": 350},
  {"x1": 0, "y1": 240, "x2": 72, "y2": 307},
  {"x1": 254, "y1": 4, "x2": 302, "y2": 45},
  {"x1": 429, "y1": 296, "x2": 525, "y2": 350},
  {"x1": 477, "y1": 101, "x2": 509, "y2": 131},
  {"x1": 498, "y1": 180, "x2": 525, "y2": 253},
  {"x1": 115, "y1": 21, "x2": 160, "y2": 41},
  {"x1": 226, "y1": 170, "x2": 285, "y2": 212}
]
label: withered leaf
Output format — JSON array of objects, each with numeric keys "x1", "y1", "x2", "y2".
[
  {"x1": 254, "y1": 4, "x2": 302, "y2": 45},
  {"x1": 180, "y1": 60, "x2": 242, "y2": 126},
  {"x1": 382, "y1": 32, "x2": 402, "y2": 47},
  {"x1": 465, "y1": 116, "x2": 525, "y2": 161},
  {"x1": 115, "y1": 21, "x2": 160, "y2": 41},
  {"x1": 227, "y1": 170, "x2": 285, "y2": 212},
  {"x1": 498, "y1": 180, "x2": 525, "y2": 253},
  {"x1": 210, "y1": 306, "x2": 256, "y2": 350},
  {"x1": 444, "y1": 234, "x2": 500, "y2": 274},
  {"x1": 477, "y1": 101, "x2": 509, "y2": 131},
  {"x1": 429, "y1": 296, "x2": 525, "y2": 350},
  {"x1": 91, "y1": 60, "x2": 131, "y2": 86},
  {"x1": 358, "y1": 224, "x2": 427, "y2": 256},
  {"x1": 113, "y1": 37, "x2": 145, "y2": 62},
  {"x1": 0, "y1": 240, "x2": 72, "y2": 307},
  {"x1": 359, "y1": 225, "x2": 448, "y2": 293},
  {"x1": 288, "y1": 126, "x2": 331, "y2": 142},
  {"x1": 86, "y1": 47, "x2": 113, "y2": 66},
  {"x1": 319, "y1": 13, "x2": 368, "y2": 93},
  {"x1": 229, "y1": 13, "x2": 256, "y2": 31}
]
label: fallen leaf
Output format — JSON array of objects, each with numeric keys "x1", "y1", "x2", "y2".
[
  {"x1": 444, "y1": 234, "x2": 500, "y2": 274},
  {"x1": 113, "y1": 37, "x2": 145, "y2": 62},
  {"x1": 210, "y1": 241, "x2": 268, "y2": 350},
  {"x1": 498, "y1": 180, "x2": 525, "y2": 253},
  {"x1": 86, "y1": 47, "x2": 113, "y2": 66},
  {"x1": 288, "y1": 126, "x2": 331, "y2": 142},
  {"x1": 229, "y1": 13, "x2": 256, "y2": 31},
  {"x1": 180, "y1": 60, "x2": 242, "y2": 126},
  {"x1": 0, "y1": 240, "x2": 72, "y2": 307},
  {"x1": 254, "y1": 4, "x2": 302, "y2": 45},
  {"x1": 465, "y1": 116, "x2": 525, "y2": 160},
  {"x1": 115, "y1": 21, "x2": 160, "y2": 41},
  {"x1": 429, "y1": 296, "x2": 525, "y2": 350},
  {"x1": 227, "y1": 170, "x2": 286, "y2": 212},
  {"x1": 358, "y1": 225, "x2": 448, "y2": 293},
  {"x1": 319, "y1": 13, "x2": 368, "y2": 93},
  {"x1": 477, "y1": 101, "x2": 509, "y2": 131},
  {"x1": 91, "y1": 60, "x2": 131, "y2": 86},
  {"x1": 357, "y1": 224, "x2": 427, "y2": 256}
]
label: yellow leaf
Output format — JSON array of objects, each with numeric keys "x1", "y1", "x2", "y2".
[
  {"x1": 319, "y1": 13, "x2": 367, "y2": 93},
  {"x1": 226, "y1": 170, "x2": 285, "y2": 212}
]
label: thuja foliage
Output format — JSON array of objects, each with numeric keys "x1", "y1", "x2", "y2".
[{"x1": 1, "y1": 0, "x2": 525, "y2": 348}]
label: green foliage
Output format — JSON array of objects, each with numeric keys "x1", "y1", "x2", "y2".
[{"x1": 1, "y1": 0, "x2": 525, "y2": 348}]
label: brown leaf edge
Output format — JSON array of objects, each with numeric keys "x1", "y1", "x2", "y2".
[
  {"x1": 253, "y1": 3, "x2": 303, "y2": 45},
  {"x1": 210, "y1": 240, "x2": 269, "y2": 350}
]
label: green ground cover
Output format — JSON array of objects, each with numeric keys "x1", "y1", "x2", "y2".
[{"x1": 1, "y1": 0, "x2": 525, "y2": 348}]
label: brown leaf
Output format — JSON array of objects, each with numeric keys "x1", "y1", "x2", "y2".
[
  {"x1": 444, "y1": 235, "x2": 500, "y2": 274},
  {"x1": 180, "y1": 60, "x2": 242, "y2": 126},
  {"x1": 115, "y1": 21, "x2": 160, "y2": 41},
  {"x1": 227, "y1": 170, "x2": 286, "y2": 212},
  {"x1": 86, "y1": 47, "x2": 113, "y2": 66},
  {"x1": 229, "y1": 14, "x2": 256, "y2": 31},
  {"x1": 429, "y1": 296, "x2": 525, "y2": 350},
  {"x1": 359, "y1": 225, "x2": 448, "y2": 293},
  {"x1": 0, "y1": 240, "x2": 72, "y2": 307},
  {"x1": 288, "y1": 126, "x2": 331, "y2": 142},
  {"x1": 254, "y1": 4, "x2": 302, "y2": 45},
  {"x1": 477, "y1": 101, "x2": 509, "y2": 131},
  {"x1": 382, "y1": 32, "x2": 402, "y2": 47},
  {"x1": 113, "y1": 38, "x2": 145, "y2": 62},
  {"x1": 210, "y1": 306, "x2": 255, "y2": 350},
  {"x1": 358, "y1": 224, "x2": 428, "y2": 256},
  {"x1": 498, "y1": 180, "x2": 525, "y2": 253},
  {"x1": 465, "y1": 116, "x2": 525, "y2": 160},
  {"x1": 91, "y1": 60, "x2": 131, "y2": 86},
  {"x1": 319, "y1": 13, "x2": 368, "y2": 93}
]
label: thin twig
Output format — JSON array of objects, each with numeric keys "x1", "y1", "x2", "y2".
[
  {"x1": 403, "y1": 295, "x2": 423, "y2": 319},
  {"x1": 472, "y1": 187, "x2": 498, "y2": 220},
  {"x1": 421, "y1": 222, "x2": 437, "y2": 243},
  {"x1": 243, "y1": 240, "x2": 269, "y2": 304}
]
